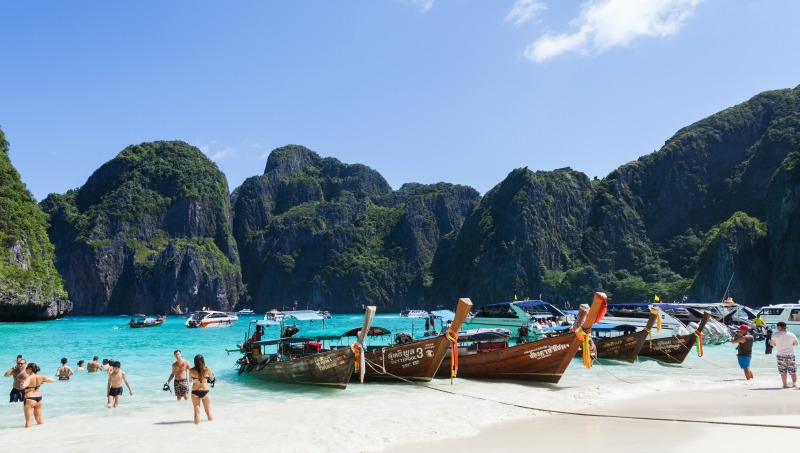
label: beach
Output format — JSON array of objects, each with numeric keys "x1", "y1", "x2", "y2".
[{"x1": 2, "y1": 316, "x2": 799, "y2": 451}]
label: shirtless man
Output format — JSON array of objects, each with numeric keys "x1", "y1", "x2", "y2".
[
  {"x1": 87, "y1": 356, "x2": 102, "y2": 373},
  {"x1": 4, "y1": 356, "x2": 27, "y2": 403},
  {"x1": 165, "y1": 350, "x2": 192, "y2": 401},
  {"x1": 106, "y1": 361, "x2": 132, "y2": 408}
]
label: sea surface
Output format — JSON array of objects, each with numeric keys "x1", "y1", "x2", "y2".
[{"x1": 0, "y1": 313, "x2": 783, "y2": 450}]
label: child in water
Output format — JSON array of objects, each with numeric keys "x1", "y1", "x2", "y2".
[{"x1": 106, "y1": 361, "x2": 132, "y2": 408}]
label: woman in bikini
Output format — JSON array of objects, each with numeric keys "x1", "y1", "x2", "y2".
[
  {"x1": 189, "y1": 354, "x2": 214, "y2": 424},
  {"x1": 55, "y1": 358, "x2": 74, "y2": 380},
  {"x1": 21, "y1": 363, "x2": 55, "y2": 428}
]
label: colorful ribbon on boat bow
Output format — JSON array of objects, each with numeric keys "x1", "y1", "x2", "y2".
[
  {"x1": 446, "y1": 328, "x2": 459, "y2": 382},
  {"x1": 351, "y1": 341, "x2": 365, "y2": 377},
  {"x1": 694, "y1": 330, "x2": 704, "y2": 357},
  {"x1": 575, "y1": 327, "x2": 592, "y2": 369}
]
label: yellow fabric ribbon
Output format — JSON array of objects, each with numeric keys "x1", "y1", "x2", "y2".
[{"x1": 576, "y1": 327, "x2": 592, "y2": 369}]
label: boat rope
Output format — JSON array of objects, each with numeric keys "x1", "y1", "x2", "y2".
[{"x1": 422, "y1": 384, "x2": 800, "y2": 430}]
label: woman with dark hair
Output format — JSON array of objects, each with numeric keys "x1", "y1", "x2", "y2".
[
  {"x1": 22, "y1": 363, "x2": 55, "y2": 427},
  {"x1": 189, "y1": 354, "x2": 215, "y2": 424}
]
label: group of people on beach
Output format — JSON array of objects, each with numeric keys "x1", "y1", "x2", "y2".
[
  {"x1": 732, "y1": 321, "x2": 799, "y2": 387},
  {"x1": 4, "y1": 351, "x2": 214, "y2": 428}
]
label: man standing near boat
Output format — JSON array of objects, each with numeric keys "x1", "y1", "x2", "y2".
[
  {"x1": 769, "y1": 321, "x2": 798, "y2": 388},
  {"x1": 166, "y1": 350, "x2": 192, "y2": 401},
  {"x1": 731, "y1": 324, "x2": 754, "y2": 380}
]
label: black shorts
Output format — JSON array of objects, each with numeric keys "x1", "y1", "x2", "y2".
[
  {"x1": 108, "y1": 386, "x2": 123, "y2": 397},
  {"x1": 9, "y1": 388, "x2": 25, "y2": 403}
]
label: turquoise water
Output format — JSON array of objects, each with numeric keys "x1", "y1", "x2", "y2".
[
  {"x1": 0, "y1": 313, "x2": 436, "y2": 428},
  {"x1": 0, "y1": 313, "x2": 782, "y2": 435}
]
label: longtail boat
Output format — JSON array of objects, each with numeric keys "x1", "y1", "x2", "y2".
[
  {"x1": 435, "y1": 292, "x2": 608, "y2": 383},
  {"x1": 232, "y1": 306, "x2": 376, "y2": 389},
  {"x1": 638, "y1": 311, "x2": 710, "y2": 364},
  {"x1": 593, "y1": 310, "x2": 658, "y2": 363},
  {"x1": 360, "y1": 298, "x2": 472, "y2": 382},
  {"x1": 129, "y1": 314, "x2": 166, "y2": 328}
]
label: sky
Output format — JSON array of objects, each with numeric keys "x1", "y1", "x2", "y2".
[{"x1": 1, "y1": 0, "x2": 799, "y2": 202}]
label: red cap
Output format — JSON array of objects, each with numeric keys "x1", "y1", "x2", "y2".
[{"x1": 739, "y1": 324, "x2": 749, "y2": 331}]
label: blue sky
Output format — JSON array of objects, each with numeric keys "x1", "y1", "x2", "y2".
[{"x1": 2, "y1": 0, "x2": 799, "y2": 201}]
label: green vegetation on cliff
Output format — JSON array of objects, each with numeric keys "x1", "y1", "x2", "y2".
[
  {"x1": 0, "y1": 127, "x2": 69, "y2": 320},
  {"x1": 41, "y1": 141, "x2": 242, "y2": 315}
]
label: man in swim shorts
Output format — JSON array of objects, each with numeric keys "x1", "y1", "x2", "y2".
[
  {"x1": 87, "y1": 356, "x2": 102, "y2": 373},
  {"x1": 106, "y1": 361, "x2": 132, "y2": 408},
  {"x1": 770, "y1": 321, "x2": 798, "y2": 388},
  {"x1": 732, "y1": 324, "x2": 754, "y2": 380},
  {"x1": 166, "y1": 350, "x2": 191, "y2": 401},
  {"x1": 4, "y1": 356, "x2": 27, "y2": 403}
]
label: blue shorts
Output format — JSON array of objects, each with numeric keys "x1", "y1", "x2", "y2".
[{"x1": 738, "y1": 355, "x2": 752, "y2": 369}]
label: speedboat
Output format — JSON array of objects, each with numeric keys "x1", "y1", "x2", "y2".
[
  {"x1": 185, "y1": 311, "x2": 238, "y2": 328},
  {"x1": 400, "y1": 309, "x2": 428, "y2": 318},
  {"x1": 264, "y1": 309, "x2": 286, "y2": 322},
  {"x1": 757, "y1": 303, "x2": 800, "y2": 336},
  {"x1": 129, "y1": 314, "x2": 166, "y2": 328},
  {"x1": 462, "y1": 300, "x2": 567, "y2": 339},
  {"x1": 237, "y1": 308, "x2": 255, "y2": 316},
  {"x1": 602, "y1": 303, "x2": 689, "y2": 339}
]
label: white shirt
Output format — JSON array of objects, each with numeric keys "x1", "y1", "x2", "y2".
[{"x1": 771, "y1": 330, "x2": 798, "y2": 356}]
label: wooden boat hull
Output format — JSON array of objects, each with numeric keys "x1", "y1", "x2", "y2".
[
  {"x1": 249, "y1": 348, "x2": 355, "y2": 389},
  {"x1": 362, "y1": 336, "x2": 448, "y2": 382},
  {"x1": 638, "y1": 334, "x2": 696, "y2": 364},
  {"x1": 435, "y1": 333, "x2": 581, "y2": 383},
  {"x1": 638, "y1": 311, "x2": 709, "y2": 364},
  {"x1": 593, "y1": 330, "x2": 649, "y2": 363}
]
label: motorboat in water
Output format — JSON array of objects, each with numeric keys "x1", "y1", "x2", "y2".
[
  {"x1": 237, "y1": 308, "x2": 255, "y2": 316},
  {"x1": 264, "y1": 309, "x2": 286, "y2": 322},
  {"x1": 185, "y1": 311, "x2": 238, "y2": 328},
  {"x1": 129, "y1": 314, "x2": 166, "y2": 328},
  {"x1": 757, "y1": 303, "x2": 800, "y2": 337},
  {"x1": 400, "y1": 309, "x2": 428, "y2": 318},
  {"x1": 602, "y1": 303, "x2": 690, "y2": 339},
  {"x1": 462, "y1": 300, "x2": 568, "y2": 339}
]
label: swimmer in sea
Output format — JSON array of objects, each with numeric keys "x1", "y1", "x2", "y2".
[{"x1": 55, "y1": 358, "x2": 74, "y2": 380}]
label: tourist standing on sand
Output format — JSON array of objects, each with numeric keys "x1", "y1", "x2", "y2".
[
  {"x1": 106, "y1": 361, "x2": 132, "y2": 407},
  {"x1": 4, "y1": 356, "x2": 27, "y2": 403},
  {"x1": 189, "y1": 354, "x2": 214, "y2": 424},
  {"x1": 21, "y1": 363, "x2": 55, "y2": 428},
  {"x1": 165, "y1": 350, "x2": 192, "y2": 401},
  {"x1": 769, "y1": 321, "x2": 798, "y2": 388},
  {"x1": 87, "y1": 356, "x2": 102, "y2": 372},
  {"x1": 55, "y1": 358, "x2": 74, "y2": 380},
  {"x1": 731, "y1": 324, "x2": 754, "y2": 380}
]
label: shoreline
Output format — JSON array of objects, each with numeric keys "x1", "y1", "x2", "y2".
[{"x1": 383, "y1": 379, "x2": 800, "y2": 452}]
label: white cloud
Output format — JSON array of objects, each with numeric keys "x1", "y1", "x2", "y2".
[
  {"x1": 195, "y1": 140, "x2": 272, "y2": 162},
  {"x1": 399, "y1": 0, "x2": 434, "y2": 13},
  {"x1": 523, "y1": 0, "x2": 701, "y2": 63},
  {"x1": 505, "y1": 0, "x2": 547, "y2": 27}
]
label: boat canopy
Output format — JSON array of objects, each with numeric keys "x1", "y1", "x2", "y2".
[
  {"x1": 457, "y1": 328, "x2": 511, "y2": 342},
  {"x1": 299, "y1": 326, "x2": 391, "y2": 340},
  {"x1": 255, "y1": 319, "x2": 282, "y2": 327},
  {"x1": 609, "y1": 303, "x2": 687, "y2": 310},
  {"x1": 284, "y1": 310, "x2": 327, "y2": 321},
  {"x1": 430, "y1": 310, "x2": 455, "y2": 321},
  {"x1": 252, "y1": 336, "x2": 321, "y2": 346},
  {"x1": 592, "y1": 323, "x2": 637, "y2": 334}
]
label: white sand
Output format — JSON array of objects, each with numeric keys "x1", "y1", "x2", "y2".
[
  {"x1": 6, "y1": 362, "x2": 799, "y2": 452},
  {"x1": 384, "y1": 381, "x2": 800, "y2": 452}
]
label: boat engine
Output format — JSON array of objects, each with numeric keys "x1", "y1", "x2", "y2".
[
  {"x1": 282, "y1": 325, "x2": 300, "y2": 338},
  {"x1": 395, "y1": 332, "x2": 413, "y2": 344}
]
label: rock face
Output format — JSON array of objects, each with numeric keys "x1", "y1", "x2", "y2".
[
  {"x1": 231, "y1": 145, "x2": 479, "y2": 312},
  {"x1": 0, "y1": 128, "x2": 71, "y2": 321},
  {"x1": 767, "y1": 152, "x2": 800, "y2": 304},
  {"x1": 41, "y1": 141, "x2": 243, "y2": 315}
]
